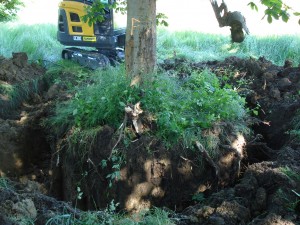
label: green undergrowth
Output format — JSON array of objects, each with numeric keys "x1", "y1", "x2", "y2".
[
  {"x1": 45, "y1": 61, "x2": 247, "y2": 154},
  {"x1": 0, "y1": 78, "x2": 40, "y2": 115},
  {"x1": 46, "y1": 206, "x2": 174, "y2": 225},
  {"x1": 288, "y1": 110, "x2": 300, "y2": 141},
  {"x1": 280, "y1": 166, "x2": 300, "y2": 183},
  {"x1": 0, "y1": 177, "x2": 11, "y2": 189}
]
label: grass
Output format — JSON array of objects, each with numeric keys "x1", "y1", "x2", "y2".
[
  {"x1": 280, "y1": 166, "x2": 300, "y2": 182},
  {"x1": 0, "y1": 22, "x2": 299, "y2": 67},
  {"x1": 0, "y1": 78, "x2": 41, "y2": 116},
  {"x1": 0, "y1": 177, "x2": 15, "y2": 192},
  {"x1": 288, "y1": 110, "x2": 300, "y2": 141},
  {"x1": 157, "y1": 28, "x2": 300, "y2": 66},
  {"x1": 0, "y1": 22, "x2": 62, "y2": 64},
  {"x1": 46, "y1": 207, "x2": 175, "y2": 225},
  {"x1": 0, "y1": 177, "x2": 10, "y2": 189}
]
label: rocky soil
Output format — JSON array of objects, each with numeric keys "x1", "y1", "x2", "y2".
[{"x1": 0, "y1": 53, "x2": 299, "y2": 224}]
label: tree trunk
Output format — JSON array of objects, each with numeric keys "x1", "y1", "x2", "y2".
[{"x1": 125, "y1": 0, "x2": 156, "y2": 83}]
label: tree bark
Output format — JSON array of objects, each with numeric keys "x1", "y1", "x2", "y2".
[{"x1": 125, "y1": 0, "x2": 156, "y2": 83}]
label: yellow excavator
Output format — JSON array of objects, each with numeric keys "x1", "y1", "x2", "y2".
[{"x1": 57, "y1": 0, "x2": 125, "y2": 68}]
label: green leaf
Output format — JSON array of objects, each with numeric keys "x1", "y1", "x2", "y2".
[
  {"x1": 73, "y1": 109, "x2": 78, "y2": 115},
  {"x1": 281, "y1": 12, "x2": 289, "y2": 23},
  {"x1": 101, "y1": 159, "x2": 107, "y2": 168},
  {"x1": 112, "y1": 164, "x2": 120, "y2": 169},
  {"x1": 248, "y1": 2, "x2": 258, "y2": 11},
  {"x1": 267, "y1": 14, "x2": 273, "y2": 23},
  {"x1": 119, "y1": 101, "x2": 126, "y2": 107},
  {"x1": 294, "y1": 12, "x2": 300, "y2": 16}
]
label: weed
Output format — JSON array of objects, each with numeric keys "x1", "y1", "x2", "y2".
[
  {"x1": 138, "y1": 207, "x2": 175, "y2": 225},
  {"x1": 276, "y1": 188, "x2": 300, "y2": 212},
  {"x1": 101, "y1": 150, "x2": 125, "y2": 188},
  {"x1": 0, "y1": 77, "x2": 41, "y2": 116},
  {"x1": 45, "y1": 213, "x2": 75, "y2": 225},
  {"x1": 46, "y1": 205, "x2": 174, "y2": 225},
  {"x1": 287, "y1": 110, "x2": 300, "y2": 141},
  {"x1": 143, "y1": 69, "x2": 246, "y2": 148},
  {"x1": 45, "y1": 60, "x2": 92, "y2": 87},
  {"x1": 0, "y1": 177, "x2": 10, "y2": 189},
  {"x1": 48, "y1": 66, "x2": 140, "y2": 131},
  {"x1": 192, "y1": 192, "x2": 205, "y2": 203},
  {"x1": 280, "y1": 166, "x2": 300, "y2": 182}
]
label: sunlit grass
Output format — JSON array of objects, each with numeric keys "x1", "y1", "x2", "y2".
[
  {"x1": 0, "y1": 22, "x2": 299, "y2": 67},
  {"x1": 0, "y1": 22, "x2": 63, "y2": 63},
  {"x1": 157, "y1": 28, "x2": 300, "y2": 66}
]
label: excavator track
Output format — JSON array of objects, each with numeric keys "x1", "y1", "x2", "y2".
[{"x1": 62, "y1": 47, "x2": 124, "y2": 69}]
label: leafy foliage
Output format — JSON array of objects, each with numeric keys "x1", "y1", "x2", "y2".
[
  {"x1": 0, "y1": 0, "x2": 23, "y2": 22},
  {"x1": 248, "y1": 0, "x2": 300, "y2": 24},
  {"x1": 47, "y1": 62, "x2": 246, "y2": 150},
  {"x1": 81, "y1": 0, "x2": 111, "y2": 26},
  {"x1": 143, "y1": 69, "x2": 246, "y2": 147},
  {"x1": 156, "y1": 12, "x2": 168, "y2": 27},
  {"x1": 48, "y1": 65, "x2": 140, "y2": 131},
  {"x1": 81, "y1": 0, "x2": 168, "y2": 27}
]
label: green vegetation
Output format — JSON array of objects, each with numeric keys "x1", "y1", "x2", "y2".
[
  {"x1": 277, "y1": 167, "x2": 300, "y2": 212},
  {"x1": 276, "y1": 188, "x2": 300, "y2": 212},
  {"x1": 46, "y1": 64, "x2": 138, "y2": 131},
  {"x1": 157, "y1": 28, "x2": 300, "y2": 66},
  {"x1": 0, "y1": 177, "x2": 15, "y2": 191},
  {"x1": 288, "y1": 110, "x2": 300, "y2": 140},
  {"x1": 46, "y1": 206, "x2": 174, "y2": 225},
  {"x1": 0, "y1": 23, "x2": 62, "y2": 63},
  {"x1": 45, "y1": 62, "x2": 246, "y2": 151},
  {"x1": 143, "y1": 69, "x2": 246, "y2": 147},
  {"x1": 0, "y1": 22, "x2": 299, "y2": 66},
  {"x1": 280, "y1": 166, "x2": 300, "y2": 182},
  {"x1": 0, "y1": 78, "x2": 40, "y2": 115}
]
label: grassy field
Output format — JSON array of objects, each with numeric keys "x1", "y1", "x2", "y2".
[
  {"x1": 157, "y1": 28, "x2": 300, "y2": 66},
  {"x1": 0, "y1": 22, "x2": 300, "y2": 66},
  {"x1": 0, "y1": 23, "x2": 62, "y2": 64}
]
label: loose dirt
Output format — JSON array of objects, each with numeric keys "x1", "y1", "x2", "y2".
[{"x1": 0, "y1": 53, "x2": 299, "y2": 224}]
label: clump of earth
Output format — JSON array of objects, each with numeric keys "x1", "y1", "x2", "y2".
[{"x1": 0, "y1": 53, "x2": 299, "y2": 224}]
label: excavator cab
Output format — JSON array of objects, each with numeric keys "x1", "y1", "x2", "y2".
[{"x1": 57, "y1": 0, "x2": 126, "y2": 68}]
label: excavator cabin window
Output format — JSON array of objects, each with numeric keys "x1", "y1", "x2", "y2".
[{"x1": 70, "y1": 12, "x2": 80, "y2": 22}]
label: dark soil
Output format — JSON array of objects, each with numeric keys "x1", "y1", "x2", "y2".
[{"x1": 0, "y1": 53, "x2": 299, "y2": 224}]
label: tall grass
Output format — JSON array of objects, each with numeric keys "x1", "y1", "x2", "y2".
[
  {"x1": 0, "y1": 22, "x2": 62, "y2": 63},
  {"x1": 0, "y1": 22, "x2": 299, "y2": 66},
  {"x1": 157, "y1": 28, "x2": 300, "y2": 66}
]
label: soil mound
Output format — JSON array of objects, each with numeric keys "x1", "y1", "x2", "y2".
[{"x1": 0, "y1": 52, "x2": 45, "y2": 84}]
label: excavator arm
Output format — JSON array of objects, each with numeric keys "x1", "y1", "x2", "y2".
[{"x1": 210, "y1": 0, "x2": 250, "y2": 42}]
